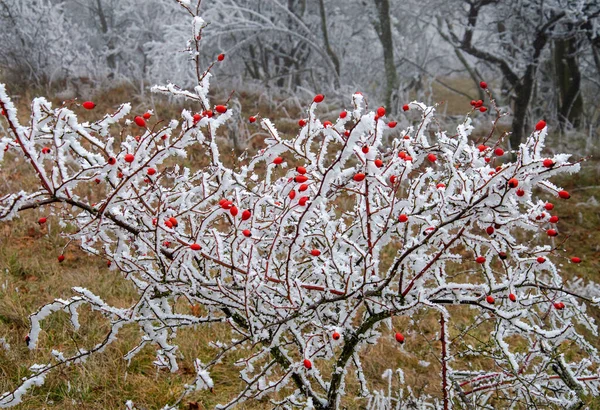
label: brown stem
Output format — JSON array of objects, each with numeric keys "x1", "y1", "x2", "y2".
[{"x1": 440, "y1": 312, "x2": 449, "y2": 410}]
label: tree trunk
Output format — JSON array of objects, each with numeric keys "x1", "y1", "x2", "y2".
[
  {"x1": 318, "y1": 0, "x2": 340, "y2": 86},
  {"x1": 373, "y1": 0, "x2": 399, "y2": 110},
  {"x1": 554, "y1": 38, "x2": 583, "y2": 128},
  {"x1": 95, "y1": 0, "x2": 116, "y2": 74},
  {"x1": 511, "y1": 74, "x2": 534, "y2": 150}
]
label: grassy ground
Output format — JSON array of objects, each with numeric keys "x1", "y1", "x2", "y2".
[{"x1": 1, "y1": 84, "x2": 599, "y2": 409}]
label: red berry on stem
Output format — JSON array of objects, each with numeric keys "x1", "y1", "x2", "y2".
[
  {"x1": 436, "y1": 183, "x2": 445, "y2": 189},
  {"x1": 298, "y1": 119, "x2": 307, "y2": 127},
  {"x1": 58, "y1": 255, "x2": 65, "y2": 263},
  {"x1": 547, "y1": 229, "x2": 558, "y2": 237},
  {"x1": 486, "y1": 295, "x2": 495, "y2": 304},
  {"x1": 215, "y1": 105, "x2": 227, "y2": 114},
  {"x1": 480, "y1": 81, "x2": 487, "y2": 89},
  {"x1": 242, "y1": 229, "x2": 251, "y2": 237},
  {"x1": 398, "y1": 214, "x2": 408, "y2": 223},
  {"x1": 169, "y1": 217, "x2": 178, "y2": 227},
  {"x1": 217, "y1": 53, "x2": 225, "y2": 61},
  {"x1": 507, "y1": 178, "x2": 519, "y2": 188},
  {"x1": 298, "y1": 196, "x2": 309, "y2": 206},
  {"x1": 537, "y1": 257, "x2": 546, "y2": 264},
  {"x1": 294, "y1": 175, "x2": 308, "y2": 183},
  {"x1": 499, "y1": 251, "x2": 507, "y2": 260},
  {"x1": 289, "y1": 190, "x2": 296, "y2": 200},
  {"x1": 299, "y1": 184, "x2": 308, "y2": 192},
  {"x1": 543, "y1": 159, "x2": 555, "y2": 168},
  {"x1": 558, "y1": 190, "x2": 570, "y2": 199},
  {"x1": 38, "y1": 217, "x2": 47, "y2": 224},
  {"x1": 486, "y1": 226, "x2": 494, "y2": 235},
  {"x1": 377, "y1": 107, "x2": 386, "y2": 117},
  {"x1": 388, "y1": 121, "x2": 397, "y2": 128},
  {"x1": 147, "y1": 168, "x2": 156, "y2": 176},
  {"x1": 545, "y1": 203, "x2": 554, "y2": 210},
  {"x1": 478, "y1": 144, "x2": 487, "y2": 152},
  {"x1": 82, "y1": 101, "x2": 95, "y2": 110},
  {"x1": 242, "y1": 210, "x2": 251, "y2": 221},
  {"x1": 374, "y1": 159, "x2": 383, "y2": 168},
  {"x1": 571, "y1": 256, "x2": 581, "y2": 264},
  {"x1": 249, "y1": 116, "x2": 256, "y2": 123},
  {"x1": 190, "y1": 243, "x2": 201, "y2": 251},
  {"x1": 134, "y1": 116, "x2": 146, "y2": 127},
  {"x1": 303, "y1": 359, "x2": 312, "y2": 369},
  {"x1": 41, "y1": 147, "x2": 51, "y2": 154},
  {"x1": 535, "y1": 120, "x2": 546, "y2": 131},
  {"x1": 476, "y1": 256, "x2": 486, "y2": 264},
  {"x1": 165, "y1": 220, "x2": 173, "y2": 228},
  {"x1": 273, "y1": 157, "x2": 283, "y2": 165},
  {"x1": 395, "y1": 332, "x2": 405, "y2": 343},
  {"x1": 479, "y1": 107, "x2": 487, "y2": 113},
  {"x1": 402, "y1": 104, "x2": 409, "y2": 111},
  {"x1": 339, "y1": 111, "x2": 347, "y2": 119},
  {"x1": 230, "y1": 206, "x2": 238, "y2": 217},
  {"x1": 296, "y1": 166, "x2": 307, "y2": 175},
  {"x1": 143, "y1": 112, "x2": 151, "y2": 120},
  {"x1": 509, "y1": 293, "x2": 517, "y2": 302},
  {"x1": 353, "y1": 173, "x2": 366, "y2": 182},
  {"x1": 494, "y1": 148, "x2": 504, "y2": 156},
  {"x1": 310, "y1": 249, "x2": 321, "y2": 257},
  {"x1": 313, "y1": 94, "x2": 324, "y2": 103},
  {"x1": 124, "y1": 154, "x2": 134, "y2": 163},
  {"x1": 332, "y1": 332, "x2": 340, "y2": 340},
  {"x1": 362, "y1": 146, "x2": 369, "y2": 154},
  {"x1": 389, "y1": 175, "x2": 397, "y2": 184},
  {"x1": 549, "y1": 215, "x2": 559, "y2": 223},
  {"x1": 516, "y1": 189, "x2": 525, "y2": 197},
  {"x1": 427, "y1": 153, "x2": 437, "y2": 162}
]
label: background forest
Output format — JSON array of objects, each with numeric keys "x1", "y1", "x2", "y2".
[{"x1": 1, "y1": 0, "x2": 599, "y2": 150}]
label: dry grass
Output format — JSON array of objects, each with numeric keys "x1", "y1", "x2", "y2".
[{"x1": 1, "y1": 83, "x2": 599, "y2": 409}]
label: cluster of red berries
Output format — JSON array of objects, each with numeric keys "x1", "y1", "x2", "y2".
[
  {"x1": 254, "y1": 97, "x2": 407, "y2": 138},
  {"x1": 470, "y1": 99, "x2": 487, "y2": 112}
]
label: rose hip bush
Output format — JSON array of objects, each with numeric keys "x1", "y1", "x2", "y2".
[{"x1": 1, "y1": 2, "x2": 599, "y2": 409}]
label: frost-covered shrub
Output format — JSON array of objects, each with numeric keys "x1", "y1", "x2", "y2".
[{"x1": 1, "y1": 1, "x2": 598, "y2": 409}]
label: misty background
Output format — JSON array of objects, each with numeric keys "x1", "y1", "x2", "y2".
[{"x1": 1, "y1": 0, "x2": 599, "y2": 151}]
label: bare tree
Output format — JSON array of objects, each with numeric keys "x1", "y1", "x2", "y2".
[
  {"x1": 373, "y1": 0, "x2": 399, "y2": 109},
  {"x1": 439, "y1": 0, "x2": 599, "y2": 148}
]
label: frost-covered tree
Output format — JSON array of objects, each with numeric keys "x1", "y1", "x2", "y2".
[
  {"x1": 435, "y1": 0, "x2": 600, "y2": 147},
  {"x1": 0, "y1": 0, "x2": 98, "y2": 88},
  {"x1": 1, "y1": 1, "x2": 599, "y2": 409}
]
